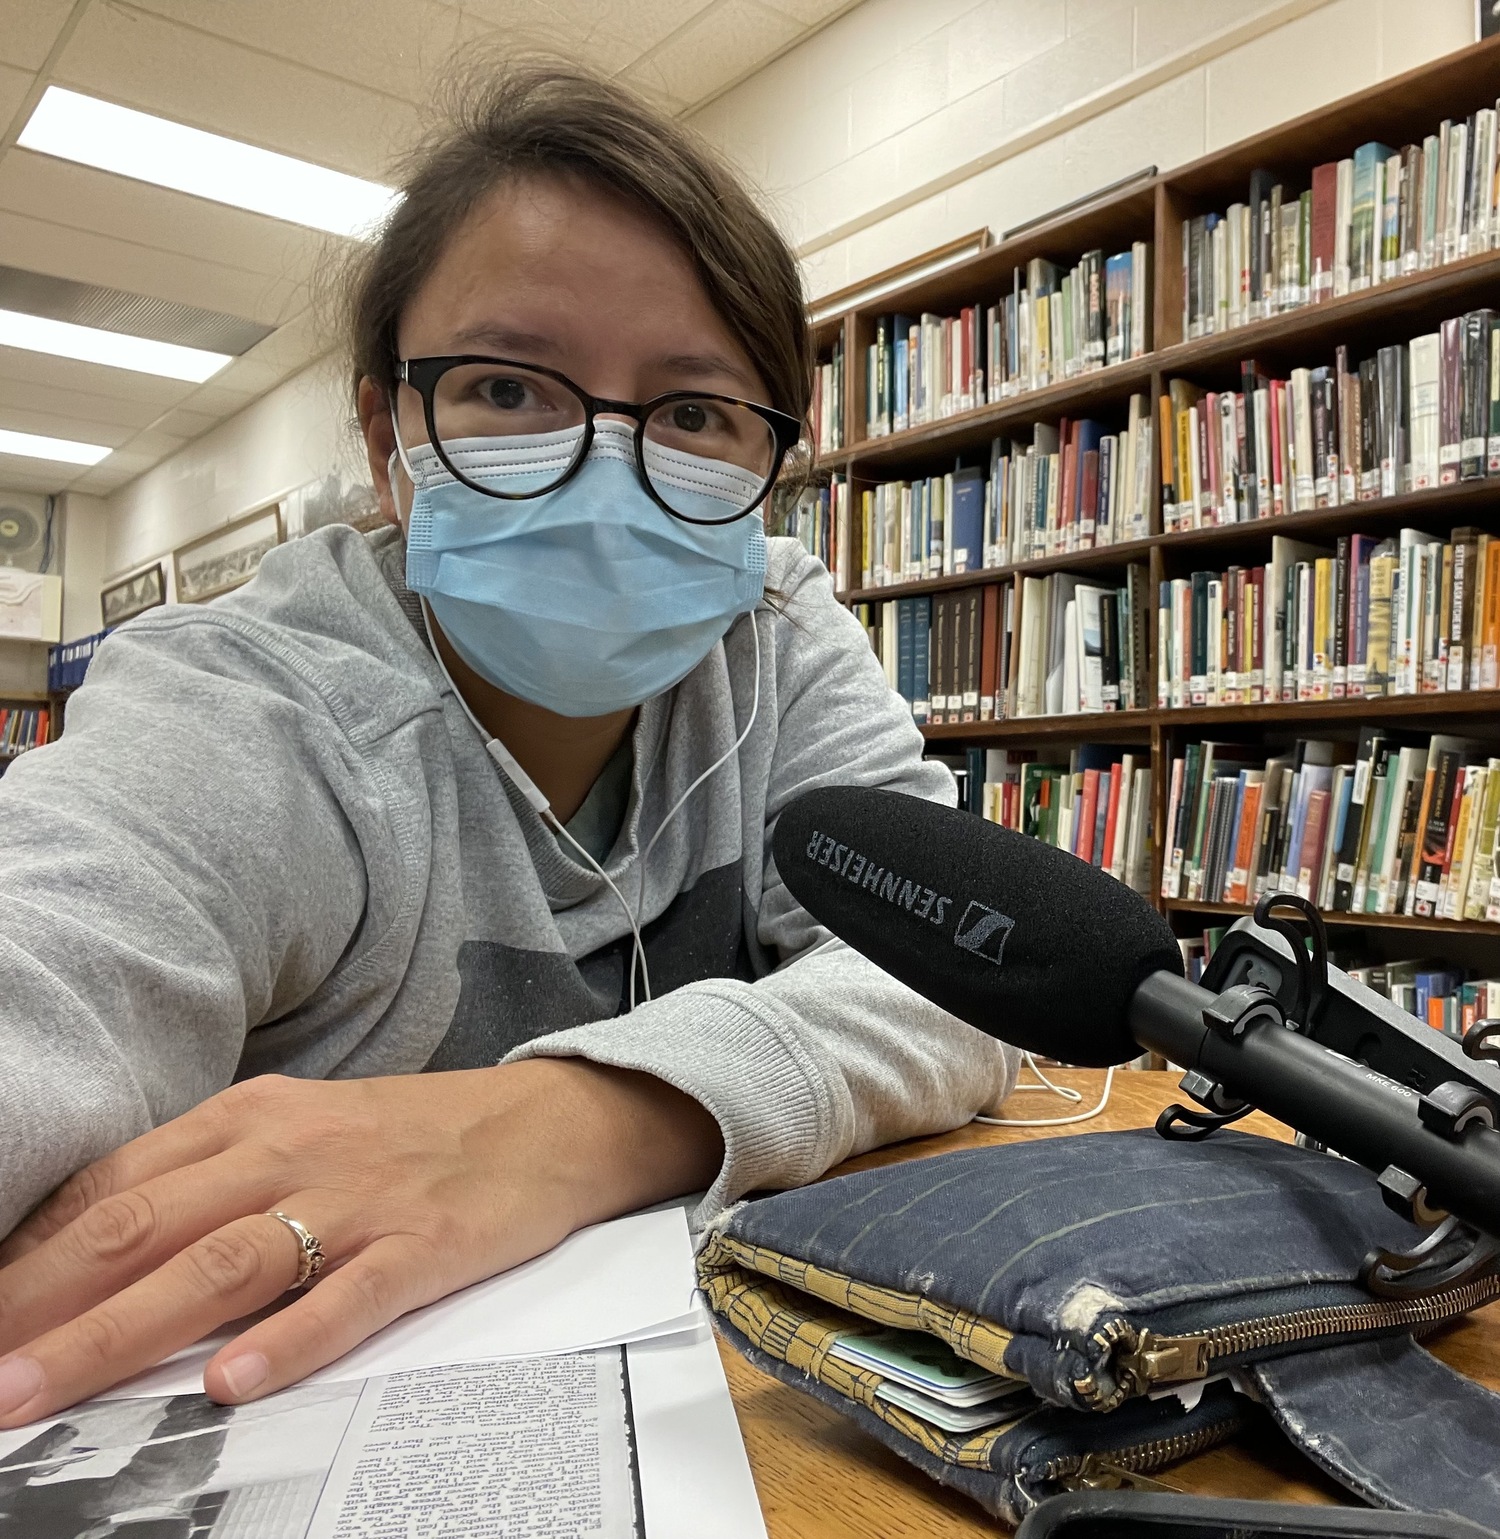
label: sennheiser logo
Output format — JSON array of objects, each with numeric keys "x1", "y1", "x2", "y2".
[
  {"x1": 803, "y1": 829, "x2": 951, "y2": 926},
  {"x1": 953, "y1": 901, "x2": 1014, "y2": 965}
]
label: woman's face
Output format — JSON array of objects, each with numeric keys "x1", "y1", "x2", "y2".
[{"x1": 362, "y1": 172, "x2": 773, "y2": 526}]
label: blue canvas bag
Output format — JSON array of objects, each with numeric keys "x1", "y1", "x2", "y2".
[{"x1": 698, "y1": 1128, "x2": 1500, "y2": 1528}]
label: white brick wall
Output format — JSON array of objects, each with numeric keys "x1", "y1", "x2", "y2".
[{"x1": 690, "y1": 0, "x2": 1477, "y2": 300}]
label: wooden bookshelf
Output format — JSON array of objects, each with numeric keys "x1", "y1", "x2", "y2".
[
  {"x1": 922, "y1": 691, "x2": 1500, "y2": 741},
  {"x1": 1165, "y1": 899, "x2": 1500, "y2": 938},
  {"x1": 0, "y1": 693, "x2": 54, "y2": 766},
  {"x1": 810, "y1": 34, "x2": 1500, "y2": 962}
]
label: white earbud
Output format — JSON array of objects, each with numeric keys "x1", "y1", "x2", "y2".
[{"x1": 484, "y1": 737, "x2": 550, "y2": 816}]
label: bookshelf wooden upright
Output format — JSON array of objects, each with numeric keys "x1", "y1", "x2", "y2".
[{"x1": 809, "y1": 35, "x2": 1500, "y2": 956}]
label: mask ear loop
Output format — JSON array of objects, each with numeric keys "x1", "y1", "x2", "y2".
[{"x1": 386, "y1": 391, "x2": 422, "y2": 502}]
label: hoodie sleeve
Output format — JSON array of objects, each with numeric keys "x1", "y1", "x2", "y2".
[
  {"x1": 505, "y1": 551, "x2": 1019, "y2": 1225},
  {"x1": 0, "y1": 615, "x2": 371, "y2": 1237}
]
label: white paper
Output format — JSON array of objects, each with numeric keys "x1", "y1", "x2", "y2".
[
  {"x1": 0, "y1": 1210, "x2": 774, "y2": 1537},
  {"x1": 613, "y1": 1317, "x2": 768, "y2": 1539},
  {"x1": 0, "y1": 1317, "x2": 768, "y2": 1538},
  {"x1": 118, "y1": 1206, "x2": 697, "y2": 1400},
  {"x1": 0, "y1": 1351, "x2": 645, "y2": 1537}
]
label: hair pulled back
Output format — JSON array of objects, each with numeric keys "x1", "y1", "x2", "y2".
[{"x1": 342, "y1": 62, "x2": 812, "y2": 428}]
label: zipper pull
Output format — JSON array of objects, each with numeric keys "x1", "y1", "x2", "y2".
[
  {"x1": 1068, "y1": 1455, "x2": 1182, "y2": 1494},
  {"x1": 1121, "y1": 1329, "x2": 1213, "y2": 1388}
]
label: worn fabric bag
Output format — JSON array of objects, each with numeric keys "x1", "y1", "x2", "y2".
[{"x1": 698, "y1": 1129, "x2": 1500, "y2": 1528}]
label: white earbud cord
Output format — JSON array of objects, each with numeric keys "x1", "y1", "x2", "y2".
[
  {"x1": 974, "y1": 1055, "x2": 1115, "y2": 1127},
  {"x1": 394, "y1": 431, "x2": 657, "y2": 1004},
  {"x1": 394, "y1": 427, "x2": 763, "y2": 1014},
  {"x1": 417, "y1": 594, "x2": 659, "y2": 1003},
  {"x1": 628, "y1": 609, "x2": 761, "y2": 1010}
]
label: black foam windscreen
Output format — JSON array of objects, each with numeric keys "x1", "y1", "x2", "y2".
[{"x1": 772, "y1": 786, "x2": 1183, "y2": 1066}]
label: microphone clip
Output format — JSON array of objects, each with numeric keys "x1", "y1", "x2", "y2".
[
  {"x1": 1362, "y1": 1082, "x2": 1500, "y2": 1298},
  {"x1": 1362, "y1": 1212, "x2": 1500, "y2": 1300},
  {"x1": 1464, "y1": 1018, "x2": 1500, "y2": 1065},
  {"x1": 1251, "y1": 891, "x2": 1330, "y2": 1034},
  {"x1": 1156, "y1": 985, "x2": 1286, "y2": 1143}
]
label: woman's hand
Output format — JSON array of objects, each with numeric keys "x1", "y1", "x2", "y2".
[{"x1": 0, "y1": 1058, "x2": 722, "y2": 1426}]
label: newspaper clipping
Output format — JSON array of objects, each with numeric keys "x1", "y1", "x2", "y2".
[{"x1": 0, "y1": 1347, "x2": 643, "y2": 1538}]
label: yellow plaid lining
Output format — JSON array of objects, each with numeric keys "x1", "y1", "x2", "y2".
[{"x1": 697, "y1": 1232, "x2": 1027, "y2": 1469}]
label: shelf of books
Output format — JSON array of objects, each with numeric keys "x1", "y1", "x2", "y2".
[
  {"x1": 0, "y1": 696, "x2": 54, "y2": 772},
  {"x1": 789, "y1": 34, "x2": 1500, "y2": 1040}
]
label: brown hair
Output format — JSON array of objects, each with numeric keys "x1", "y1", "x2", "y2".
[{"x1": 342, "y1": 62, "x2": 812, "y2": 429}]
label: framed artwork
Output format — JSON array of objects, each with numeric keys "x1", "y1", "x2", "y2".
[
  {"x1": 173, "y1": 504, "x2": 284, "y2": 605},
  {"x1": 100, "y1": 562, "x2": 166, "y2": 627},
  {"x1": 284, "y1": 464, "x2": 384, "y2": 540}
]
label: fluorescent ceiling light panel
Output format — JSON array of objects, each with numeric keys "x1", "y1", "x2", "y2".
[
  {"x1": 0, "y1": 427, "x2": 110, "y2": 465},
  {"x1": 0, "y1": 308, "x2": 230, "y2": 382},
  {"x1": 18, "y1": 87, "x2": 399, "y2": 238}
]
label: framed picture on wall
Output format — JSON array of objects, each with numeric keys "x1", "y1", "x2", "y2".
[
  {"x1": 100, "y1": 562, "x2": 166, "y2": 627},
  {"x1": 173, "y1": 503, "x2": 284, "y2": 605},
  {"x1": 285, "y1": 464, "x2": 384, "y2": 540}
]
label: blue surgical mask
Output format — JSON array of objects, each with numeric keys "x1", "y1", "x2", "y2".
[{"x1": 399, "y1": 420, "x2": 767, "y2": 717}]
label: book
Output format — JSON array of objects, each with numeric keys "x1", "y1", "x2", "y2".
[
  {"x1": 1350, "y1": 142, "x2": 1395, "y2": 289},
  {"x1": 949, "y1": 466, "x2": 986, "y2": 574},
  {"x1": 1411, "y1": 735, "x2": 1481, "y2": 915},
  {"x1": 1408, "y1": 331, "x2": 1441, "y2": 489},
  {"x1": 1461, "y1": 310, "x2": 1494, "y2": 481},
  {"x1": 1440, "y1": 315, "x2": 1464, "y2": 483},
  {"x1": 1333, "y1": 726, "x2": 1388, "y2": 910}
]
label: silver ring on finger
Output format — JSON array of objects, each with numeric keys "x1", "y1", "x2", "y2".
[{"x1": 265, "y1": 1210, "x2": 326, "y2": 1290}]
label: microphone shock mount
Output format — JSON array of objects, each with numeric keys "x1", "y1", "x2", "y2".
[{"x1": 1153, "y1": 894, "x2": 1500, "y2": 1300}]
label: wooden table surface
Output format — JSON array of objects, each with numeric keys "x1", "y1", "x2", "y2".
[{"x1": 719, "y1": 1069, "x2": 1500, "y2": 1538}]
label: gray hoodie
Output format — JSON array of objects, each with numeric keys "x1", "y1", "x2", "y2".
[{"x1": 0, "y1": 525, "x2": 1016, "y2": 1237}]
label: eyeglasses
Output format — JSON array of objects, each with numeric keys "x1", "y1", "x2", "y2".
[{"x1": 395, "y1": 355, "x2": 803, "y2": 526}]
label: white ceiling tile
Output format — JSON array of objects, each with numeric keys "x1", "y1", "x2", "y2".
[
  {"x1": 541, "y1": 0, "x2": 722, "y2": 73},
  {"x1": 173, "y1": 380, "x2": 261, "y2": 416},
  {"x1": 761, "y1": 0, "x2": 856, "y2": 24},
  {"x1": 66, "y1": 446, "x2": 168, "y2": 491},
  {"x1": 109, "y1": 425, "x2": 189, "y2": 461},
  {"x1": 0, "y1": 374, "x2": 164, "y2": 431},
  {"x1": 123, "y1": 0, "x2": 494, "y2": 106},
  {"x1": 146, "y1": 405, "x2": 226, "y2": 439},
  {"x1": 0, "y1": 345, "x2": 196, "y2": 409},
  {"x1": 0, "y1": 208, "x2": 307, "y2": 326},
  {"x1": 437, "y1": 0, "x2": 717, "y2": 70},
  {"x1": 0, "y1": 0, "x2": 76, "y2": 72},
  {"x1": 0, "y1": 151, "x2": 329, "y2": 283},
  {"x1": 0, "y1": 59, "x2": 35, "y2": 125},
  {"x1": 51, "y1": 3, "x2": 420, "y2": 181},
  {"x1": 191, "y1": 310, "x2": 328, "y2": 400},
  {"x1": 0, "y1": 400, "x2": 132, "y2": 446},
  {"x1": 65, "y1": 465, "x2": 141, "y2": 495},
  {"x1": 0, "y1": 456, "x2": 77, "y2": 493},
  {"x1": 622, "y1": 0, "x2": 804, "y2": 108}
]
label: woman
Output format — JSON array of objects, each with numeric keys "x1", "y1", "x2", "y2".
[{"x1": 0, "y1": 65, "x2": 1016, "y2": 1426}]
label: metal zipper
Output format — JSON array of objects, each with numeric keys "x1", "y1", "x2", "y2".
[
  {"x1": 1075, "y1": 1272, "x2": 1500, "y2": 1409},
  {"x1": 1029, "y1": 1422, "x2": 1228, "y2": 1496}
]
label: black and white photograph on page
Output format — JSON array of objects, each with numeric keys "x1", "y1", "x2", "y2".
[
  {"x1": 0, "y1": 1350, "x2": 643, "y2": 1538},
  {"x1": 0, "y1": 1380, "x2": 359, "y2": 1538}
]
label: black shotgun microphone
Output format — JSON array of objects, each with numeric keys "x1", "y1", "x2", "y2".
[
  {"x1": 773, "y1": 786, "x2": 1500, "y2": 1254},
  {"x1": 772, "y1": 785, "x2": 1183, "y2": 1066}
]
